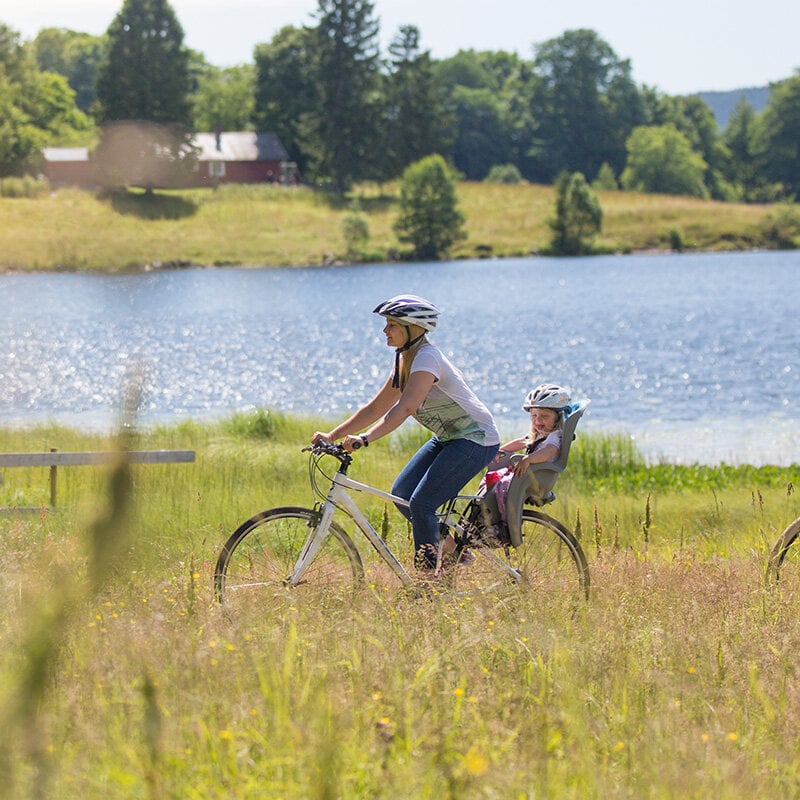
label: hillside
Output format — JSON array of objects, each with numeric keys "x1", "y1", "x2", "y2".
[{"x1": 696, "y1": 85, "x2": 771, "y2": 128}]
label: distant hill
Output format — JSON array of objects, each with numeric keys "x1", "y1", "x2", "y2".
[{"x1": 695, "y1": 86, "x2": 771, "y2": 129}]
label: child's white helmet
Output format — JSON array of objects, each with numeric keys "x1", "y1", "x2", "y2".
[{"x1": 523, "y1": 383, "x2": 572, "y2": 411}]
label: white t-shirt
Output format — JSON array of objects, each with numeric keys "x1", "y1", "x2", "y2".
[
  {"x1": 526, "y1": 429, "x2": 563, "y2": 457},
  {"x1": 407, "y1": 343, "x2": 500, "y2": 446}
]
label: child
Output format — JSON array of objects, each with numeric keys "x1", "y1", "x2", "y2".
[{"x1": 481, "y1": 383, "x2": 573, "y2": 532}]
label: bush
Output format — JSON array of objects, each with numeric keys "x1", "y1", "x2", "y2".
[
  {"x1": 341, "y1": 206, "x2": 370, "y2": 260},
  {"x1": 484, "y1": 164, "x2": 525, "y2": 184},
  {"x1": 548, "y1": 171, "x2": 603, "y2": 255},
  {"x1": 393, "y1": 155, "x2": 466, "y2": 261},
  {"x1": 0, "y1": 175, "x2": 50, "y2": 198}
]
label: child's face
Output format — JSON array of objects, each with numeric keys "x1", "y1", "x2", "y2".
[{"x1": 530, "y1": 407, "x2": 559, "y2": 435}]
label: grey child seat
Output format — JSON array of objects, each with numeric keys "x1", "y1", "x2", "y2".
[{"x1": 478, "y1": 399, "x2": 591, "y2": 548}]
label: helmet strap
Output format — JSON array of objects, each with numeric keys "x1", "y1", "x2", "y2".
[{"x1": 392, "y1": 332, "x2": 425, "y2": 388}]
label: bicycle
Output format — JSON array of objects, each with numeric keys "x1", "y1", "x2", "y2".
[
  {"x1": 213, "y1": 439, "x2": 590, "y2": 610},
  {"x1": 767, "y1": 515, "x2": 800, "y2": 584}
]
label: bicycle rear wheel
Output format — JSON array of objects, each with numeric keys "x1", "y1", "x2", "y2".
[
  {"x1": 214, "y1": 506, "x2": 364, "y2": 608},
  {"x1": 767, "y1": 517, "x2": 800, "y2": 585},
  {"x1": 451, "y1": 509, "x2": 589, "y2": 601}
]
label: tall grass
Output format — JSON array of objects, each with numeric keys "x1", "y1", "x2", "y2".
[{"x1": 1, "y1": 414, "x2": 799, "y2": 797}]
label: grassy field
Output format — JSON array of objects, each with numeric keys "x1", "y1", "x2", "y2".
[
  {"x1": 0, "y1": 182, "x2": 795, "y2": 272},
  {"x1": 1, "y1": 413, "x2": 799, "y2": 798}
]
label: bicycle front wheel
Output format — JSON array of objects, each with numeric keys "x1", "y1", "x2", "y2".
[
  {"x1": 453, "y1": 509, "x2": 589, "y2": 602},
  {"x1": 214, "y1": 506, "x2": 364, "y2": 608},
  {"x1": 767, "y1": 517, "x2": 800, "y2": 585}
]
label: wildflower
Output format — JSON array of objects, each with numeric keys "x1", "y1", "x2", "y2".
[{"x1": 463, "y1": 746, "x2": 488, "y2": 776}]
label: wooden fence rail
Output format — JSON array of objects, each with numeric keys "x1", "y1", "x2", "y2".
[{"x1": 0, "y1": 449, "x2": 195, "y2": 511}]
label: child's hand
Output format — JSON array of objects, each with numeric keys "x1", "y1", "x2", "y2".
[{"x1": 512, "y1": 455, "x2": 530, "y2": 476}]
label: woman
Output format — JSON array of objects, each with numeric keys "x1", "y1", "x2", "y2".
[{"x1": 312, "y1": 294, "x2": 500, "y2": 571}]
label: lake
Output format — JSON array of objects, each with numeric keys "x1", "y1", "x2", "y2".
[{"x1": 1, "y1": 250, "x2": 798, "y2": 466}]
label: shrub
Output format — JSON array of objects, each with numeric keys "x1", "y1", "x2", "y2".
[
  {"x1": 0, "y1": 175, "x2": 50, "y2": 198},
  {"x1": 484, "y1": 164, "x2": 525, "y2": 184}
]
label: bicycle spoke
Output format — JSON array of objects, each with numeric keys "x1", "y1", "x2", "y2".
[{"x1": 214, "y1": 507, "x2": 363, "y2": 611}]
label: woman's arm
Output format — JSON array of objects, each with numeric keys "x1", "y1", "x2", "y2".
[
  {"x1": 341, "y1": 369, "x2": 436, "y2": 450},
  {"x1": 312, "y1": 374, "x2": 400, "y2": 444}
]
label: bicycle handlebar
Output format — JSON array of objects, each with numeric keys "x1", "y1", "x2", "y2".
[{"x1": 303, "y1": 440, "x2": 351, "y2": 459}]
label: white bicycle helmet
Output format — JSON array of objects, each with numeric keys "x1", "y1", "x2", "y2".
[
  {"x1": 523, "y1": 383, "x2": 572, "y2": 412},
  {"x1": 373, "y1": 295, "x2": 440, "y2": 332}
]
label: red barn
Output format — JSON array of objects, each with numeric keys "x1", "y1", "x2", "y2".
[
  {"x1": 41, "y1": 131, "x2": 293, "y2": 188},
  {"x1": 193, "y1": 131, "x2": 292, "y2": 186}
]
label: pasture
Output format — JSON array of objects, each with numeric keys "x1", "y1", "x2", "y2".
[{"x1": 1, "y1": 414, "x2": 798, "y2": 798}]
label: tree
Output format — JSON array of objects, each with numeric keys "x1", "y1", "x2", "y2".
[
  {"x1": 549, "y1": 171, "x2": 602, "y2": 255},
  {"x1": 723, "y1": 98, "x2": 762, "y2": 200},
  {"x1": 649, "y1": 93, "x2": 734, "y2": 199},
  {"x1": 191, "y1": 64, "x2": 255, "y2": 132},
  {"x1": 755, "y1": 73, "x2": 800, "y2": 198},
  {"x1": 33, "y1": 28, "x2": 106, "y2": 113},
  {"x1": 393, "y1": 154, "x2": 466, "y2": 260},
  {"x1": 252, "y1": 25, "x2": 317, "y2": 175},
  {"x1": 379, "y1": 25, "x2": 452, "y2": 180},
  {"x1": 448, "y1": 86, "x2": 511, "y2": 179},
  {"x1": 525, "y1": 29, "x2": 645, "y2": 182},
  {"x1": 96, "y1": 0, "x2": 191, "y2": 124},
  {"x1": 621, "y1": 125, "x2": 709, "y2": 197},
  {"x1": 306, "y1": 0, "x2": 381, "y2": 193},
  {"x1": 0, "y1": 23, "x2": 90, "y2": 177},
  {"x1": 95, "y1": 0, "x2": 194, "y2": 190}
]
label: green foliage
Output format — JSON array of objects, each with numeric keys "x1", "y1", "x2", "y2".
[
  {"x1": 592, "y1": 162, "x2": 619, "y2": 190},
  {"x1": 32, "y1": 27, "x2": 106, "y2": 113},
  {"x1": 253, "y1": 25, "x2": 318, "y2": 176},
  {"x1": 393, "y1": 154, "x2": 466, "y2": 260},
  {"x1": 485, "y1": 163, "x2": 525, "y2": 184},
  {"x1": 0, "y1": 175, "x2": 49, "y2": 197},
  {"x1": 341, "y1": 204, "x2": 370, "y2": 259},
  {"x1": 96, "y1": 0, "x2": 191, "y2": 125},
  {"x1": 448, "y1": 85, "x2": 512, "y2": 180},
  {"x1": 306, "y1": 0, "x2": 381, "y2": 194},
  {"x1": 621, "y1": 124, "x2": 710, "y2": 197},
  {"x1": 0, "y1": 23, "x2": 90, "y2": 177},
  {"x1": 379, "y1": 25, "x2": 453, "y2": 181},
  {"x1": 723, "y1": 99, "x2": 762, "y2": 200},
  {"x1": 224, "y1": 407, "x2": 289, "y2": 439},
  {"x1": 527, "y1": 28, "x2": 645, "y2": 182},
  {"x1": 761, "y1": 200, "x2": 800, "y2": 249},
  {"x1": 548, "y1": 170, "x2": 603, "y2": 255},
  {"x1": 755, "y1": 73, "x2": 800, "y2": 199},
  {"x1": 667, "y1": 226, "x2": 686, "y2": 251},
  {"x1": 190, "y1": 64, "x2": 255, "y2": 132}
]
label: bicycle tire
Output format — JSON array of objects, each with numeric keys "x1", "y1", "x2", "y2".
[
  {"x1": 451, "y1": 509, "x2": 590, "y2": 601},
  {"x1": 214, "y1": 506, "x2": 364, "y2": 607},
  {"x1": 767, "y1": 517, "x2": 800, "y2": 584}
]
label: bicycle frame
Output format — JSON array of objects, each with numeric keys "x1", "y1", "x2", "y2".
[
  {"x1": 289, "y1": 469, "x2": 415, "y2": 587},
  {"x1": 287, "y1": 461, "x2": 524, "y2": 589}
]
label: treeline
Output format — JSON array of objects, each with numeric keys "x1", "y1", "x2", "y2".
[{"x1": 1, "y1": 0, "x2": 799, "y2": 201}]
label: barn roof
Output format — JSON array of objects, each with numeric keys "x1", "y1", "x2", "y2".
[
  {"x1": 194, "y1": 132, "x2": 288, "y2": 162},
  {"x1": 43, "y1": 147, "x2": 90, "y2": 162},
  {"x1": 42, "y1": 133, "x2": 288, "y2": 164}
]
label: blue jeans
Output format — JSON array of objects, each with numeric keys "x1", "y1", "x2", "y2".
[{"x1": 392, "y1": 437, "x2": 499, "y2": 568}]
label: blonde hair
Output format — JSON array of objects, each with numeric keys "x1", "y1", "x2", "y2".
[
  {"x1": 396, "y1": 323, "x2": 428, "y2": 390},
  {"x1": 524, "y1": 406, "x2": 564, "y2": 445}
]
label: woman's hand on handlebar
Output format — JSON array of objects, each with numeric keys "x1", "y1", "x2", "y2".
[
  {"x1": 341, "y1": 434, "x2": 364, "y2": 452},
  {"x1": 311, "y1": 431, "x2": 334, "y2": 445}
]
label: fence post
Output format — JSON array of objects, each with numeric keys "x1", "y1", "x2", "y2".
[{"x1": 50, "y1": 447, "x2": 58, "y2": 508}]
